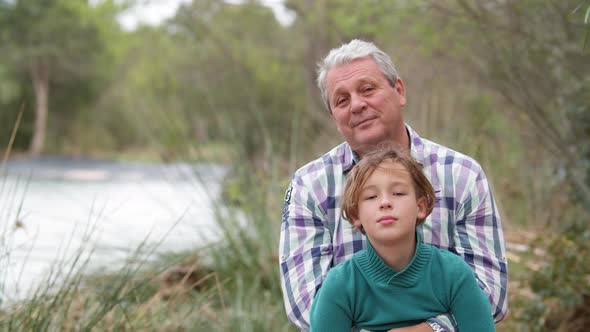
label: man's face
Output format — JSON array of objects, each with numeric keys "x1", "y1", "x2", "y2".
[{"x1": 326, "y1": 57, "x2": 407, "y2": 155}]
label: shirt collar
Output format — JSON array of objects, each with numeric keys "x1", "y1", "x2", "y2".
[
  {"x1": 342, "y1": 123, "x2": 425, "y2": 174},
  {"x1": 407, "y1": 124, "x2": 426, "y2": 166}
]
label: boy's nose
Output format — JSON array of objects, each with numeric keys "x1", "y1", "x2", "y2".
[{"x1": 380, "y1": 197, "x2": 392, "y2": 209}]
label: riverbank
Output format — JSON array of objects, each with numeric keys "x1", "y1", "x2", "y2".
[
  {"x1": 0, "y1": 184, "x2": 292, "y2": 331},
  {"x1": 0, "y1": 158, "x2": 229, "y2": 305},
  {"x1": 1, "y1": 142, "x2": 237, "y2": 166}
]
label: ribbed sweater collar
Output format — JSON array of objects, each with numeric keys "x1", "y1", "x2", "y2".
[{"x1": 355, "y1": 232, "x2": 432, "y2": 288}]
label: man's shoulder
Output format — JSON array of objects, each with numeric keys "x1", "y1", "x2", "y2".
[
  {"x1": 418, "y1": 136, "x2": 483, "y2": 173},
  {"x1": 292, "y1": 142, "x2": 351, "y2": 181}
]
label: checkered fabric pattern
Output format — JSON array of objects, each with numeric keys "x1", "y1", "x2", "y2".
[{"x1": 279, "y1": 124, "x2": 508, "y2": 331}]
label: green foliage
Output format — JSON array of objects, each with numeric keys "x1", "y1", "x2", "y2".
[
  {"x1": 168, "y1": 0, "x2": 312, "y2": 160},
  {"x1": 566, "y1": 83, "x2": 590, "y2": 201},
  {"x1": 0, "y1": 0, "x2": 123, "y2": 70},
  {"x1": 532, "y1": 220, "x2": 590, "y2": 307},
  {"x1": 510, "y1": 214, "x2": 590, "y2": 332},
  {"x1": 287, "y1": 0, "x2": 403, "y2": 41},
  {"x1": 572, "y1": 1, "x2": 590, "y2": 49},
  {"x1": 0, "y1": 0, "x2": 126, "y2": 154}
]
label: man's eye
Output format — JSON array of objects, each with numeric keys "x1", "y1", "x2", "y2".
[
  {"x1": 336, "y1": 98, "x2": 348, "y2": 106},
  {"x1": 362, "y1": 86, "x2": 375, "y2": 93}
]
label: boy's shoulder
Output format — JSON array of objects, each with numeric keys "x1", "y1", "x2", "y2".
[
  {"x1": 427, "y1": 244, "x2": 473, "y2": 277},
  {"x1": 327, "y1": 252, "x2": 361, "y2": 278},
  {"x1": 320, "y1": 255, "x2": 362, "y2": 296}
]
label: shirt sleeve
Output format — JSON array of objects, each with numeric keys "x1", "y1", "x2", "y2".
[
  {"x1": 425, "y1": 314, "x2": 456, "y2": 331},
  {"x1": 454, "y1": 166, "x2": 508, "y2": 323},
  {"x1": 279, "y1": 177, "x2": 333, "y2": 331}
]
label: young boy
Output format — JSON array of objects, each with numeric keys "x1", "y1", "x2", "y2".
[{"x1": 309, "y1": 147, "x2": 495, "y2": 332}]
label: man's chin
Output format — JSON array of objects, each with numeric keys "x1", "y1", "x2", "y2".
[
  {"x1": 347, "y1": 133, "x2": 392, "y2": 149},
  {"x1": 350, "y1": 136, "x2": 394, "y2": 155}
]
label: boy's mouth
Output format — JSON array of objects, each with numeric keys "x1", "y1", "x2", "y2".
[{"x1": 377, "y1": 216, "x2": 396, "y2": 225}]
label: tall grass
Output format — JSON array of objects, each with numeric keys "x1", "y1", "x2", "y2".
[
  {"x1": 0, "y1": 106, "x2": 294, "y2": 332},
  {"x1": 0, "y1": 180, "x2": 291, "y2": 331}
]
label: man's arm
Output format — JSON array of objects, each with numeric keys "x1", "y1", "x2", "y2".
[
  {"x1": 454, "y1": 166, "x2": 508, "y2": 322},
  {"x1": 385, "y1": 317, "x2": 454, "y2": 332},
  {"x1": 424, "y1": 316, "x2": 455, "y2": 332},
  {"x1": 387, "y1": 322, "x2": 434, "y2": 332},
  {"x1": 279, "y1": 179, "x2": 333, "y2": 331}
]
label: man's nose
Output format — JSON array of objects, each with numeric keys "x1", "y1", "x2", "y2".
[{"x1": 350, "y1": 95, "x2": 367, "y2": 113}]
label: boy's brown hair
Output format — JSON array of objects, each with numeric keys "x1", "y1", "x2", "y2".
[{"x1": 341, "y1": 146, "x2": 436, "y2": 232}]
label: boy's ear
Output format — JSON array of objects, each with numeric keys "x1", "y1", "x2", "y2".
[
  {"x1": 353, "y1": 218, "x2": 365, "y2": 234},
  {"x1": 416, "y1": 197, "x2": 428, "y2": 220},
  {"x1": 353, "y1": 218, "x2": 362, "y2": 228}
]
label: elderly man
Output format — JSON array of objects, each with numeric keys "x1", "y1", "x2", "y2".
[{"x1": 279, "y1": 39, "x2": 508, "y2": 331}]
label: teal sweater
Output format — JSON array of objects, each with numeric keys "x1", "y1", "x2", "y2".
[{"x1": 309, "y1": 235, "x2": 495, "y2": 332}]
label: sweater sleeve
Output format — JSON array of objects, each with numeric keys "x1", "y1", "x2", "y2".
[
  {"x1": 309, "y1": 266, "x2": 354, "y2": 332},
  {"x1": 448, "y1": 257, "x2": 496, "y2": 332}
]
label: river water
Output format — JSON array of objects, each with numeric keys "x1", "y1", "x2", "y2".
[{"x1": 0, "y1": 157, "x2": 228, "y2": 303}]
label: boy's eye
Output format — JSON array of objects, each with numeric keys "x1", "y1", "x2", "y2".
[
  {"x1": 393, "y1": 192, "x2": 406, "y2": 196},
  {"x1": 363, "y1": 195, "x2": 376, "y2": 200}
]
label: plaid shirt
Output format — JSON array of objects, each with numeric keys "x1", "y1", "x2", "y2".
[{"x1": 279, "y1": 125, "x2": 508, "y2": 331}]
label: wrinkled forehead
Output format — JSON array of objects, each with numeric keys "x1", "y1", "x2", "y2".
[{"x1": 326, "y1": 57, "x2": 384, "y2": 91}]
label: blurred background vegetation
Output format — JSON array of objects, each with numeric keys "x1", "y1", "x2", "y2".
[{"x1": 0, "y1": 0, "x2": 589, "y2": 331}]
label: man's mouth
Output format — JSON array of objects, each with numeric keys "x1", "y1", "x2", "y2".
[{"x1": 351, "y1": 116, "x2": 376, "y2": 128}]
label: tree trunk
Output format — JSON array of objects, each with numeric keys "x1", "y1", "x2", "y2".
[{"x1": 29, "y1": 62, "x2": 50, "y2": 157}]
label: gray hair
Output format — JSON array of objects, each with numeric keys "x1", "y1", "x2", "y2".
[{"x1": 316, "y1": 39, "x2": 400, "y2": 113}]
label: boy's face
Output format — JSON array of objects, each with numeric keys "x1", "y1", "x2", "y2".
[{"x1": 353, "y1": 160, "x2": 427, "y2": 246}]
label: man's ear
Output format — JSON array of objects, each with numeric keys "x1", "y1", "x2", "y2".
[
  {"x1": 395, "y1": 78, "x2": 407, "y2": 107},
  {"x1": 416, "y1": 197, "x2": 428, "y2": 220}
]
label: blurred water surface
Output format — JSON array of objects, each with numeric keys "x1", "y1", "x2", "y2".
[{"x1": 0, "y1": 157, "x2": 228, "y2": 303}]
